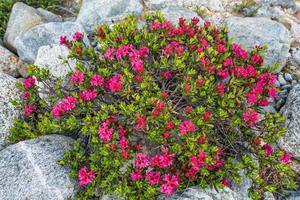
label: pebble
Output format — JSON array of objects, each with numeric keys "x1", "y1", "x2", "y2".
[
  {"x1": 275, "y1": 98, "x2": 285, "y2": 110},
  {"x1": 281, "y1": 84, "x2": 292, "y2": 90},
  {"x1": 275, "y1": 80, "x2": 281, "y2": 87},
  {"x1": 284, "y1": 73, "x2": 293, "y2": 82},
  {"x1": 278, "y1": 74, "x2": 287, "y2": 85},
  {"x1": 292, "y1": 80, "x2": 298, "y2": 85}
]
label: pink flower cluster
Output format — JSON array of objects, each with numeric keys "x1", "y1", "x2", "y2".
[
  {"x1": 179, "y1": 120, "x2": 196, "y2": 135},
  {"x1": 78, "y1": 166, "x2": 95, "y2": 186},
  {"x1": 243, "y1": 110, "x2": 259, "y2": 127},
  {"x1": 98, "y1": 121, "x2": 114, "y2": 143},
  {"x1": 163, "y1": 41, "x2": 184, "y2": 57},
  {"x1": 70, "y1": 71, "x2": 84, "y2": 84},
  {"x1": 23, "y1": 77, "x2": 36, "y2": 89},
  {"x1": 232, "y1": 43, "x2": 248, "y2": 60},
  {"x1": 104, "y1": 45, "x2": 149, "y2": 75},
  {"x1": 151, "y1": 147, "x2": 175, "y2": 169},
  {"x1": 160, "y1": 174, "x2": 180, "y2": 195},
  {"x1": 79, "y1": 89, "x2": 97, "y2": 101},
  {"x1": 23, "y1": 104, "x2": 35, "y2": 116},
  {"x1": 135, "y1": 114, "x2": 147, "y2": 129},
  {"x1": 107, "y1": 74, "x2": 122, "y2": 92},
  {"x1": 52, "y1": 96, "x2": 77, "y2": 118},
  {"x1": 90, "y1": 74, "x2": 104, "y2": 86}
]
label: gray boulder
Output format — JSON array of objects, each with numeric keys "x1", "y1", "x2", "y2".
[
  {"x1": 35, "y1": 44, "x2": 76, "y2": 78},
  {"x1": 3, "y1": 2, "x2": 46, "y2": 53},
  {"x1": 224, "y1": 17, "x2": 290, "y2": 73},
  {"x1": 14, "y1": 21, "x2": 87, "y2": 63},
  {"x1": 161, "y1": 6, "x2": 199, "y2": 24},
  {"x1": 0, "y1": 73, "x2": 20, "y2": 150},
  {"x1": 76, "y1": 0, "x2": 144, "y2": 32},
  {"x1": 145, "y1": 0, "x2": 224, "y2": 11},
  {"x1": 0, "y1": 135, "x2": 77, "y2": 200},
  {"x1": 0, "y1": 44, "x2": 24, "y2": 77},
  {"x1": 37, "y1": 8, "x2": 63, "y2": 22},
  {"x1": 278, "y1": 83, "x2": 300, "y2": 158}
]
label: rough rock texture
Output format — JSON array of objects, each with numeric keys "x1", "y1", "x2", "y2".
[
  {"x1": 0, "y1": 73, "x2": 20, "y2": 150},
  {"x1": 278, "y1": 83, "x2": 300, "y2": 158},
  {"x1": 0, "y1": 44, "x2": 23, "y2": 77},
  {"x1": 224, "y1": 17, "x2": 291, "y2": 72},
  {"x1": 0, "y1": 135, "x2": 77, "y2": 200},
  {"x1": 35, "y1": 44, "x2": 76, "y2": 78},
  {"x1": 161, "y1": 6, "x2": 199, "y2": 24},
  {"x1": 37, "y1": 8, "x2": 63, "y2": 22},
  {"x1": 145, "y1": 0, "x2": 224, "y2": 11},
  {"x1": 14, "y1": 21, "x2": 87, "y2": 63},
  {"x1": 3, "y1": 2, "x2": 46, "y2": 53},
  {"x1": 76, "y1": 0, "x2": 144, "y2": 32},
  {"x1": 158, "y1": 187, "x2": 238, "y2": 200}
]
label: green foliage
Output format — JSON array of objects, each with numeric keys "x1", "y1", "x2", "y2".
[
  {"x1": 10, "y1": 12, "x2": 299, "y2": 199},
  {"x1": 233, "y1": 0, "x2": 261, "y2": 17},
  {"x1": 0, "y1": 0, "x2": 60, "y2": 38}
]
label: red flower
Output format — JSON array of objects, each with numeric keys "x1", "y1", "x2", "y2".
[
  {"x1": 184, "y1": 84, "x2": 191, "y2": 92},
  {"x1": 198, "y1": 137, "x2": 207, "y2": 144},
  {"x1": 72, "y1": 32, "x2": 83, "y2": 41},
  {"x1": 197, "y1": 79, "x2": 204, "y2": 87},
  {"x1": 166, "y1": 121, "x2": 174, "y2": 130},
  {"x1": 279, "y1": 152, "x2": 292, "y2": 164},
  {"x1": 90, "y1": 74, "x2": 104, "y2": 86},
  {"x1": 135, "y1": 114, "x2": 147, "y2": 129},
  {"x1": 215, "y1": 84, "x2": 225, "y2": 95},
  {"x1": 108, "y1": 74, "x2": 122, "y2": 92},
  {"x1": 70, "y1": 71, "x2": 84, "y2": 84},
  {"x1": 263, "y1": 144, "x2": 273, "y2": 156},
  {"x1": 185, "y1": 106, "x2": 192, "y2": 113},
  {"x1": 23, "y1": 77, "x2": 36, "y2": 89},
  {"x1": 202, "y1": 111, "x2": 212, "y2": 122},
  {"x1": 23, "y1": 104, "x2": 35, "y2": 116},
  {"x1": 243, "y1": 110, "x2": 259, "y2": 127},
  {"x1": 134, "y1": 153, "x2": 150, "y2": 169},
  {"x1": 221, "y1": 178, "x2": 232, "y2": 188}
]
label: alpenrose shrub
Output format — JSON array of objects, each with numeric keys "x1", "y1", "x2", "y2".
[{"x1": 10, "y1": 12, "x2": 299, "y2": 199}]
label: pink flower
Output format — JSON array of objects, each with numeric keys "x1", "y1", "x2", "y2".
[
  {"x1": 23, "y1": 104, "x2": 35, "y2": 116},
  {"x1": 243, "y1": 110, "x2": 259, "y2": 127},
  {"x1": 223, "y1": 58, "x2": 233, "y2": 67},
  {"x1": 217, "y1": 45, "x2": 227, "y2": 53},
  {"x1": 79, "y1": 89, "x2": 97, "y2": 101},
  {"x1": 78, "y1": 166, "x2": 95, "y2": 186},
  {"x1": 246, "y1": 92, "x2": 257, "y2": 104},
  {"x1": 139, "y1": 46, "x2": 149, "y2": 57},
  {"x1": 59, "y1": 35, "x2": 67, "y2": 46},
  {"x1": 70, "y1": 71, "x2": 84, "y2": 84},
  {"x1": 250, "y1": 54, "x2": 263, "y2": 65},
  {"x1": 131, "y1": 170, "x2": 143, "y2": 181},
  {"x1": 166, "y1": 121, "x2": 174, "y2": 130},
  {"x1": 197, "y1": 79, "x2": 204, "y2": 87},
  {"x1": 217, "y1": 69, "x2": 229, "y2": 80},
  {"x1": 108, "y1": 74, "x2": 122, "y2": 92},
  {"x1": 279, "y1": 152, "x2": 292, "y2": 164},
  {"x1": 151, "y1": 148, "x2": 175, "y2": 169},
  {"x1": 221, "y1": 178, "x2": 232, "y2": 188},
  {"x1": 23, "y1": 77, "x2": 36, "y2": 89},
  {"x1": 104, "y1": 48, "x2": 116, "y2": 60},
  {"x1": 191, "y1": 150, "x2": 206, "y2": 170},
  {"x1": 52, "y1": 103, "x2": 64, "y2": 118},
  {"x1": 179, "y1": 120, "x2": 196, "y2": 135},
  {"x1": 162, "y1": 71, "x2": 172, "y2": 79},
  {"x1": 215, "y1": 84, "x2": 225, "y2": 96},
  {"x1": 98, "y1": 122, "x2": 114, "y2": 143},
  {"x1": 268, "y1": 88, "x2": 277, "y2": 98},
  {"x1": 134, "y1": 153, "x2": 150, "y2": 169},
  {"x1": 90, "y1": 74, "x2": 104, "y2": 86},
  {"x1": 160, "y1": 174, "x2": 180, "y2": 195},
  {"x1": 263, "y1": 144, "x2": 273, "y2": 156},
  {"x1": 259, "y1": 99, "x2": 269, "y2": 107},
  {"x1": 232, "y1": 43, "x2": 248, "y2": 60},
  {"x1": 246, "y1": 65, "x2": 257, "y2": 78},
  {"x1": 150, "y1": 21, "x2": 161, "y2": 31},
  {"x1": 135, "y1": 114, "x2": 147, "y2": 129},
  {"x1": 21, "y1": 92, "x2": 30, "y2": 99},
  {"x1": 63, "y1": 96, "x2": 77, "y2": 111},
  {"x1": 72, "y1": 32, "x2": 83, "y2": 41},
  {"x1": 191, "y1": 17, "x2": 200, "y2": 25},
  {"x1": 203, "y1": 111, "x2": 212, "y2": 122},
  {"x1": 146, "y1": 171, "x2": 161, "y2": 185}
]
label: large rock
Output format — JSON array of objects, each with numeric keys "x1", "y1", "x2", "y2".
[
  {"x1": 0, "y1": 135, "x2": 77, "y2": 200},
  {"x1": 0, "y1": 44, "x2": 24, "y2": 77},
  {"x1": 14, "y1": 21, "x2": 87, "y2": 63},
  {"x1": 278, "y1": 83, "x2": 300, "y2": 158},
  {"x1": 3, "y1": 2, "x2": 46, "y2": 53},
  {"x1": 37, "y1": 8, "x2": 63, "y2": 22},
  {"x1": 0, "y1": 73, "x2": 20, "y2": 150},
  {"x1": 161, "y1": 6, "x2": 199, "y2": 24},
  {"x1": 76, "y1": 0, "x2": 144, "y2": 32},
  {"x1": 145, "y1": 0, "x2": 223, "y2": 11},
  {"x1": 224, "y1": 17, "x2": 290, "y2": 72},
  {"x1": 35, "y1": 44, "x2": 76, "y2": 78}
]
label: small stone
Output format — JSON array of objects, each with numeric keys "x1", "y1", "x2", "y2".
[
  {"x1": 0, "y1": 135, "x2": 77, "y2": 199},
  {"x1": 0, "y1": 44, "x2": 24, "y2": 77},
  {"x1": 284, "y1": 73, "x2": 293, "y2": 81},
  {"x1": 292, "y1": 80, "x2": 297, "y2": 85},
  {"x1": 275, "y1": 98, "x2": 285, "y2": 110},
  {"x1": 275, "y1": 80, "x2": 281, "y2": 87},
  {"x1": 278, "y1": 74, "x2": 287, "y2": 85},
  {"x1": 263, "y1": 105, "x2": 277, "y2": 113}
]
